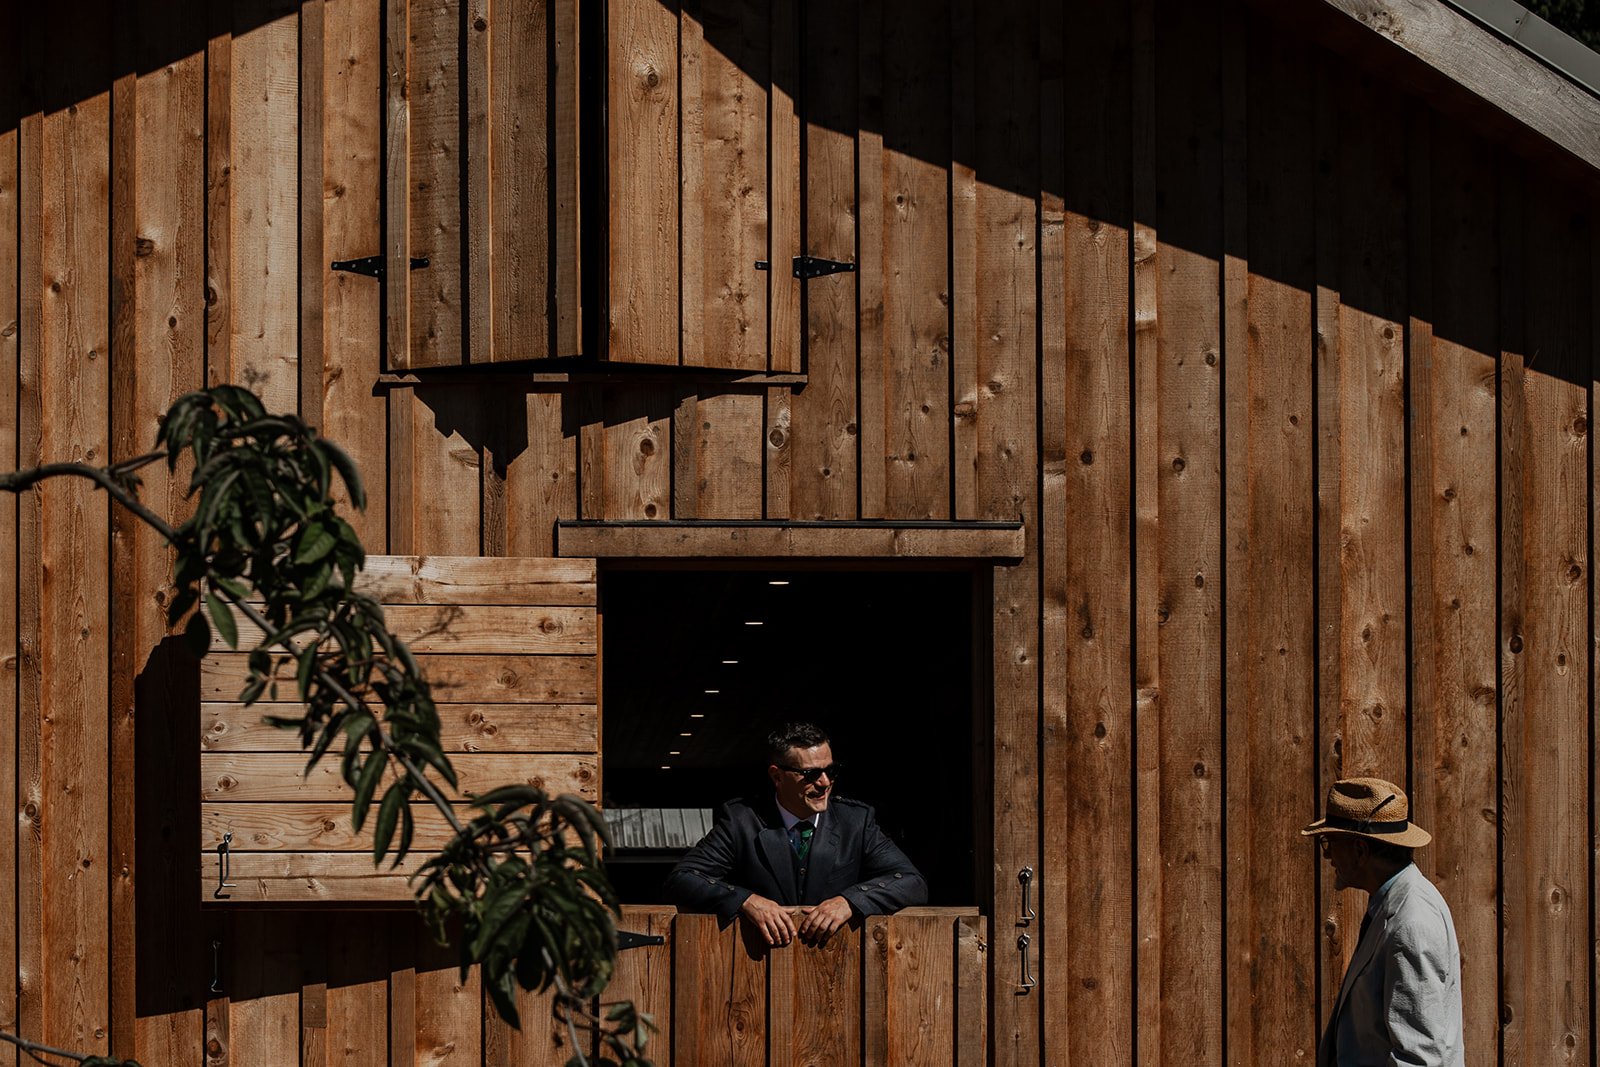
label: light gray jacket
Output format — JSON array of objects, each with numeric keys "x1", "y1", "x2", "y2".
[{"x1": 1319, "y1": 863, "x2": 1463, "y2": 1067}]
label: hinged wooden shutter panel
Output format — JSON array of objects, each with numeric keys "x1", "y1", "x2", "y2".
[
  {"x1": 607, "y1": 0, "x2": 801, "y2": 370},
  {"x1": 200, "y1": 556, "x2": 599, "y2": 902},
  {"x1": 386, "y1": 0, "x2": 580, "y2": 368}
]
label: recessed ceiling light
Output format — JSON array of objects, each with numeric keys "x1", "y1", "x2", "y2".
[
  {"x1": 669, "y1": 750, "x2": 681, "y2": 756},
  {"x1": 690, "y1": 713, "x2": 706, "y2": 719},
  {"x1": 679, "y1": 731, "x2": 692, "y2": 737},
  {"x1": 722, "y1": 659, "x2": 739, "y2": 665},
  {"x1": 768, "y1": 580, "x2": 790, "y2": 586},
  {"x1": 745, "y1": 620, "x2": 764, "y2": 626},
  {"x1": 660, "y1": 765, "x2": 671, "y2": 770},
  {"x1": 705, "y1": 688, "x2": 720, "y2": 694}
]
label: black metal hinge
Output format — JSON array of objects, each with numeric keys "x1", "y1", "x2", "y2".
[
  {"x1": 330, "y1": 255, "x2": 430, "y2": 279},
  {"x1": 617, "y1": 929, "x2": 666, "y2": 951},
  {"x1": 754, "y1": 256, "x2": 857, "y2": 280}
]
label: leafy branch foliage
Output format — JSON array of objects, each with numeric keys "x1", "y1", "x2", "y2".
[{"x1": 2, "y1": 386, "x2": 651, "y2": 1067}]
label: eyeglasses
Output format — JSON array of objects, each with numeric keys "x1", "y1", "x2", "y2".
[{"x1": 777, "y1": 763, "x2": 841, "y2": 785}]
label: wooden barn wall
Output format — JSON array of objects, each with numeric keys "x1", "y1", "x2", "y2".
[{"x1": 3, "y1": 0, "x2": 1599, "y2": 1065}]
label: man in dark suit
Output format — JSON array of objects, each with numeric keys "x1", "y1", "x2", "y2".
[{"x1": 664, "y1": 722, "x2": 928, "y2": 946}]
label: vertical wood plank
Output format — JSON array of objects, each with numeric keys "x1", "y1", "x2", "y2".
[
  {"x1": 226, "y1": 914, "x2": 302, "y2": 1064},
  {"x1": 403, "y1": 387, "x2": 483, "y2": 554},
  {"x1": 864, "y1": 916, "x2": 888, "y2": 1067},
  {"x1": 38, "y1": 18, "x2": 112, "y2": 1049},
  {"x1": 1044, "y1": 0, "x2": 1133, "y2": 1059},
  {"x1": 692, "y1": 390, "x2": 764, "y2": 519},
  {"x1": 608, "y1": 908, "x2": 675, "y2": 1066},
  {"x1": 1149, "y1": 2, "x2": 1223, "y2": 1061},
  {"x1": 552, "y1": 0, "x2": 581, "y2": 356},
  {"x1": 1311, "y1": 50, "x2": 1345, "y2": 1029},
  {"x1": 873, "y1": 0, "x2": 949, "y2": 520},
  {"x1": 386, "y1": 385, "x2": 416, "y2": 553},
  {"x1": 1326, "y1": 68, "x2": 1411, "y2": 994},
  {"x1": 413, "y1": 919, "x2": 481, "y2": 1066},
  {"x1": 764, "y1": 386, "x2": 792, "y2": 520},
  {"x1": 127, "y1": 3, "x2": 208, "y2": 1058},
  {"x1": 503, "y1": 390, "x2": 578, "y2": 557},
  {"x1": 603, "y1": 387, "x2": 673, "y2": 520},
  {"x1": 325, "y1": 915, "x2": 388, "y2": 1066},
  {"x1": 680, "y1": 0, "x2": 768, "y2": 370},
  {"x1": 1504, "y1": 169, "x2": 1590, "y2": 1066},
  {"x1": 206, "y1": 6, "x2": 233, "y2": 389},
  {"x1": 15, "y1": 39, "x2": 44, "y2": 1051},
  {"x1": 768, "y1": 926, "x2": 860, "y2": 1067},
  {"x1": 299, "y1": 0, "x2": 326, "y2": 423},
  {"x1": 384, "y1": 0, "x2": 410, "y2": 369},
  {"x1": 0, "y1": 5, "x2": 20, "y2": 1057},
  {"x1": 485, "y1": 986, "x2": 570, "y2": 1067},
  {"x1": 321, "y1": 0, "x2": 388, "y2": 549},
  {"x1": 974, "y1": 1, "x2": 1039, "y2": 1062},
  {"x1": 1496, "y1": 155, "x2": 1527, "y2": 1067},
  {"x1": 490, "y1": 0, "x2": 551, "y2": 361},
  {"x1": 608, "y1": 0, "x2": 679, "y2": 364},
  {"x1": 1411, "y1": 115, "x2": 1499, "y2": 1067},
  {"x1": 227, "y1": 0, "x2": 299, "y2": 409},
  {"x1": 954, "y1": 915, "x2": 987, "y2": 1067},
  {"x1": 855, "y1": 0, "x2": 885, "y2": 519},
  {"x1": 792, "y1": 0, "x2": 859, "y2": 520},
  {"x1": 768, "y1": 0, "x2": 801, "y2": 373},
  {"x1": 108, "y1": 20, "x2": 138, "y2": 1057},
  {"x1": 1227, "y1": 27, "x2": 1319, "y2": 1066},
  {"x1": 1128, "y1": 0, "x2": 1160, "y2": 1055},
  {"x1": 405, "y1": 0, "x2": 465, "y2": 367},
  {"x1": 884, "y1": 915, "x2": 953, "y2": 1066},
  {"x1": 463, "y1": 0, "x2": 491, "y2": 365},
  {"x1": 672, "y1": 915, "x2": 764, "y2": 1066},
  {"x1": 949, "y1": 0, "x2": 977, "y2": 520}
]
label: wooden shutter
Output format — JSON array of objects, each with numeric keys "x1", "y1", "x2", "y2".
[
  {"x1": 385, "y1": 0, "x2": 581, "y2": 368},
  {"x1": 200, "y1": 556, "x2": 599, "y2": 902},
  {"x1": 606, "y1": 0, "x2": 802, "y2": 370}
]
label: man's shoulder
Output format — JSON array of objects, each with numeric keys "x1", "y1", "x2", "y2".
[{"x1": 827, "y1": 796, "x2": 877, "y2": 823}]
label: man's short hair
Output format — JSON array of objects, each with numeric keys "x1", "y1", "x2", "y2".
[
  {"x1": 765, "y1": 722, "x2": 830, "y2": 764},
  {"x1": 1367, "y1": 840, "x2": 1414, "y2": 867}
]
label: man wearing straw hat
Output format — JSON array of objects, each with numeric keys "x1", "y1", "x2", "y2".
[{"x1": 1302, "y1": 777, "x2": 1463, "y2": 1067}]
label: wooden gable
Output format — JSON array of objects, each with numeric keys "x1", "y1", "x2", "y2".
[{"x1": 200, "y1": 556, "x2": 599, "y2": 902}]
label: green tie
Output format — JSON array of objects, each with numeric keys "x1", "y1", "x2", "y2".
[{"x1": 793, "y1": 821, "x2": 814, "y2": 861}]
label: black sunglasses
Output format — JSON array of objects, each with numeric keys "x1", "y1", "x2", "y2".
[{"x1": 777, "y1": 763, "x2": 841, "y2": 785}]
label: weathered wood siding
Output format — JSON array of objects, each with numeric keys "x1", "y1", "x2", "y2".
[{"x1": 4, "y1": 0, "x2": 1599, "y2": 1063}]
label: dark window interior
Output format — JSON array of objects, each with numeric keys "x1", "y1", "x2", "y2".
[{"x1": 600, "y1": 567, "x2": 981, "y2": 906}]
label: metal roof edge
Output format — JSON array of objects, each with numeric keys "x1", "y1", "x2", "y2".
[{"x1": 1438, "y1": 0, "x2": 1600, "y2": 99}]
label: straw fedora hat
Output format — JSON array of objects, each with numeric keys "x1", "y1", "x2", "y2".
[{"x1": 1299, "y1": 777, "x2": 1432, "y2": 848}]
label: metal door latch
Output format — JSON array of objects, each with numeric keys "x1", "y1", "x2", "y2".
[
  {"x1": 1018, "y1": 866, "x2": 1036, "y2": 924},
  {"x1": 213, "y1": 831, "x2": 237, "y2": 899},
  {"x1": 330, "y1": 255, "x2": 430, "y2": 279},
  {"x1": 1016, "y1": 933, "x2": 1036, "y2": 991},
  {"x1": 754, "y1": 256, "x2": 857, "y2": 280}
]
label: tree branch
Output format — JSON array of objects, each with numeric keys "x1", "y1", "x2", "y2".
[{"x1": 0, "y1": 461, "x2": 178, "y2": 541}]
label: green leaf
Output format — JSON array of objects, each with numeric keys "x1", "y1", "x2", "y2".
[
  {"x1": 206, "y1": 592, "x2": 238, "y2": 649},
  {"x1": 372, "y1": 781, "x2": 405, "y2": 862},
  {"x1": 184, "y1": 612, "x2": 212, "y2": 658},
  {"x1": 351, "y1": 744, "x2": 387, "y2": 831},
  {"x1": 395, "y1": 801, "x2": 416, "y2": 867},
  {"x1": 321, "y1": 439, "x2": 368, "y2": 511}
]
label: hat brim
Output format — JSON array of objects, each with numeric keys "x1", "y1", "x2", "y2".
[{"x1": 1300, "y1": 817, "x2": 1433, "y2": 849}]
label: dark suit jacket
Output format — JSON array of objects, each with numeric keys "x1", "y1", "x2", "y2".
[{"x1": 664, "y1": 796, "x2": 928, "y2": 922}]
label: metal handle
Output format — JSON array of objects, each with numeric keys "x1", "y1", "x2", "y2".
[
  {"x1": 213, "y1": 831, "x2": 237, "y2": 899},
  {"x1": 1018, "y1": 865, "x2": 1036, "y2": 924},
  {"x1": 1016, "y1": 933, "x2": 1036, "y2": 991},
  {"x1": 209, "y1": 940, "x2": 223, "y2": 993}
]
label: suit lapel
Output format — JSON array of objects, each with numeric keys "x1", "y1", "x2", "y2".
[
  {"x1": 806, "y1": 812, "x2": 844, "y2": 896},
  {"x1": 756, "y1": 799, "x2": 800, "y2": 900},
  {"x1": 1331, "y1": 865, "x2": 1416, "y2": 1017}
]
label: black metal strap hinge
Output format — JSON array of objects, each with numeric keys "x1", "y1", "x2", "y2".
[
  {"x1": 330, "y1": 255, "x2": 430, "y2": 279},
  {"x1": 617, "y1": 929, "x2": 666, "y2": 951},
  {"x1": 754, "y1": 256, "x2": 856, "y2": 280}
]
